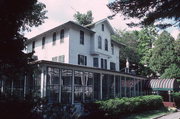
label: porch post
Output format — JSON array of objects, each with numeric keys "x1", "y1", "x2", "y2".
[
  {"x1": 100, "y1": 73, "x2": 103, "y2": 100},
  {"x1": 1, "y1": 80, "x2": 4, "y2": 93},
  {"x1": 11, "y1": 80, "x2": 14, "y2": 95},
  {"x1": 120, "y1": 76, "x2": 122, "y2": 97},
  {"x1": 168, "y1": 90, "x2": 171, "y2": 102},
  {"x1": 72, "y1": 69, "x2": 75, "y2": 104},
  {"x1": 24, "y1": 74, "x2": 27, "y2": 97},
  {"x1": 125, "y1": 77, "x2": 127, "y2": 97},
  {"x1": 40, "y1": 66, "x2": 45, "y2": 98},
  {"x1": 114, "y1": 75, "x2": 116, "y2": 98},
  {"x1": 140, "y1": 79, "x2": 143, "y2": 96},
  {"x1": 59, "y1": 69, "x2": 62, "y2": 103},
  {"x1": 133, "y1": 78, "x2": 136, "y2": 97}
]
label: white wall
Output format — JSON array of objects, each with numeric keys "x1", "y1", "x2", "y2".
[
  {"x1": 27, "y1": 27, "x2": 70, "y2": 63},
  {"x1": 69, "y1": 26, "x2": 93, "y2": 66}
]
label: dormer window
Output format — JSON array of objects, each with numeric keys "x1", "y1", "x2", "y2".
[
  {"x1": 98, "y1": 36, "x2": 102, "y2": 49},
  {"x1": 105, "y1": 39, "x2": 108, "y2": 51},
  {"x1": 53, "y1": 32, "x2": 56, "y2": 45},
  {"x1": 102, "y1": 24, "x2": 104, "y2": 31},
  {"x1": 60, "y1": 29, "x2": 64, "y2": 43}
]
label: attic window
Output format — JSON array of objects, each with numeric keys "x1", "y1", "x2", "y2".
[{"x1": 102, "y1": 24, "x2": 104, "y2": 31}]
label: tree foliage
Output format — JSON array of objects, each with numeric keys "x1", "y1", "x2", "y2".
[
  {"x1": 73, "y1": 10, "x2": 94, "y2": 26},
  {"x1": 161, "y1": 64, "x2": 180, "y2": 79},
  {"x1": 107, "y1": 0, "x2": 180, "y2": 28},
  {"x1": 149, "y1": 31, "x2": 178, "y2": 76},
  {"x1": 112, "y1": 27, "x2": 157, "y2": 76},
  {"x1": 0, "y1": 0, "x2": 47, "y2": 79}
]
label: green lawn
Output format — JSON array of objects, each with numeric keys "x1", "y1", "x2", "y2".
[{"x1": 121, "y1": 109, "x2": 169, "y2": 119}]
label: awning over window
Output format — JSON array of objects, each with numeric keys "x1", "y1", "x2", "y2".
[{"x1": 145, "y1": 79, "x2": 179, "y2": 91}]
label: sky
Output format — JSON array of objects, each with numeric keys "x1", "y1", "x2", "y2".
[{"x1": 25, "y1": 0, "x2": 180, "y2": 39}]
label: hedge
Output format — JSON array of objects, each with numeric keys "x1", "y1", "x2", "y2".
[
  {"x1": 83, "y1": 95, "x2": 163, "y2": 118},
  {"x1": 172, "y1": 92, "x2": 180, "y2": 107}
]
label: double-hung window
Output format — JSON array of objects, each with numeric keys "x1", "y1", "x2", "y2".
[
  {"x1": 98, "y1": 36, "x2": 102, "y2": 49},
  {"x1": 105, "y1": 39, "x2": 108, "y2": 51},
  {"x1": 32, "y1": 41, "x2": 35, "y2": 51},
  {"x1": 101, "y1": 58, "x2": 107, "y2": 69},
  {"x1": 58, "y1": 55, "x2": 65, "y2": 63},
  {"x1": 93, "y1": 58, "x2": 99, "y2": 67},
  {"x1": 80, "y1": 30, "x2": 84, "y2": 45},
  {"x1": 60, "y1": 29, "x2": 64, "y2": 43},
  {"x1": 78, "y1": 54, "x2": 87, "y2": 65},
  {"x1": 53, "y1": 32, "x2": 56, "y2": 45},
  {"x1": 42, "y1": 37, "x2": 45, "y2": 49}
]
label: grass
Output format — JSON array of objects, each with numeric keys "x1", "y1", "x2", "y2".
[{"x1": 121, "y1": 108, "x2": 169, "y2": 119}]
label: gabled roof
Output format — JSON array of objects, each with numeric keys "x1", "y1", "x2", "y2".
[
  {"x1": 85, "y1": 18, "x2": 115, "y2": 34},
  {"x1": 27, "y1": 21, "x2": 95, "y2": 43}
]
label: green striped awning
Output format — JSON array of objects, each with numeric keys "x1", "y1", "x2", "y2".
[{"x1": 145, "y1": 79, "x2": 179, "y2": 91}]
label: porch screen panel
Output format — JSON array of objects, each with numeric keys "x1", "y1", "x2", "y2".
[
  {"x1": 61, "y1": 69, "x2": 72, "y2": 104},
  {"x1": 93, "y1": 73, "x2": 100, "y2": 100},
  {"x1": 74, "y1": 71, "x2": 83, "y2": 103},
  {"x1": 121, "y1": 76, "x2": 125, "y2": 97},
  {"x1": 46, "y1": 67, "x2": 60, "y2": 103},
  {"x1": 102, "y1": 74, "x2": 114, "y2": 99},
  {"x1": 84, "y1": 72, "x2": 93, "y2": 102},
  {"x1": 115, "y1": 76, "x2": 121, "y2": 97}
]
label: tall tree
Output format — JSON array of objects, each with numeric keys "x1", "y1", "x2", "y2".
[
  {"x1": 149, "y1": 31, "x2": 177, "y2": 76},
  {"x1": 107, "y1": 0, "x2": 180, "y2": 28},
  {"x1": 0, "y1": 0, "x2": 47, "y2": 79},
  {"x1": 73, "y1": 10, "x2": 94, "y2": 26}
]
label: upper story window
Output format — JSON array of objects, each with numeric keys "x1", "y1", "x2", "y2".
[
  {"x1": 101, "y1": 58, "x2": 107, "y2": 69},
  {"x1": 111, "y1": 43, "x2": 114, "y2": 55},
  {"x1": 110, "y1": 62, "x2": 116, "y2": 71},
  {"x1": 105, "y1": 39, "x2": 108, "y2": 51},
  {"x1": 52, "y1": 56, "x2": 58, "y2": 62},
  {"x1": 80, "y1": 30, "x2": 84, "y2": 45},
  {"x1": 93, "y1": 58, "x2": 99, "y2": 67},
  {"x1": 52, "y1": 32, "x2": 56, "y2": 45},
  {"x1": 60, "y1": 29, "x2": 64, "y2": 43},
  {"x1": 78, "y1": 54, "x2": 87, "y2": 65},
  {"x1": 102, "y1": 24, "x2": 104, "y2": 31},
  {"x1": 32, "y1": 41, "x2": 35, "y2": 51},
  {"x1": 58, "y1": 55, "x2": 65, "y2": 63},
  {"x1": 42, "y1": 37, "x2": 45, "y2": 49},
  {"x1": 98, "y1": 36, "x2": 102, "y2": 49}
]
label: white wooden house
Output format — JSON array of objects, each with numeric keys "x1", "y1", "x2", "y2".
[{"x1": 26, "y1": 19, "x2": 121, "y2": 71}]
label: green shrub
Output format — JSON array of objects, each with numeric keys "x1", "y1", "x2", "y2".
[
  {"x1": 172, "y1": 92, "x2": 180, "y2": 107},
  {"x1": 83, "y1": 95, "x2": 163, "y2": 118}
]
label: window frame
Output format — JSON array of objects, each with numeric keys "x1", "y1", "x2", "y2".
[
  {"x1": 32, "y1": 41, "x2": 35, "y2": 51},
  {"x1": 80, "y1": 30, "x2": 84, "y2": 45},
  {"x1": 105, "y1": 39, "x2": 108, "y2": 51},
  {"x1": 102, "y1": 24, "x2": 104, "y2": 31},
  {"x1": 78, "y1": 54, "x2": 87, "y2": 65},
  {"x1": 60, "y1": 29, "x2": 64, "y2": 43},
  {"x1": 93, "y1": 57, "x2": 99, "y2": 67},
  {"x1": 52, "y1": 32, "x2": 56, "y2": 45},
  {"x1": 98, "y1": 36, "x2": 102, "y2": 49},
  {"x1": 111, "y1": 43, "x2": 114, "y2": 55},
  {"x1": 42, "y1": 37, "x2": 45, "y2": 49}
]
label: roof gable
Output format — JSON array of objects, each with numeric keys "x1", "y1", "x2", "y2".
[{"x1": 85, "y1": 18, "x2": 115, "y2": 34}]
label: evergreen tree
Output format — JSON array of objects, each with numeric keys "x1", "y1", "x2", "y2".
[{"x1": 108, "y1": 0, "x2": 180, "y2": 28}]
